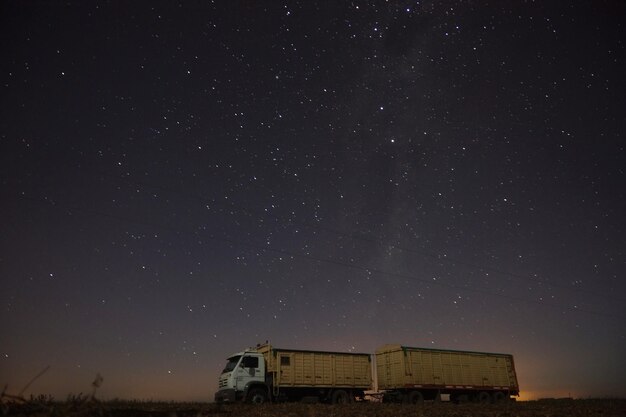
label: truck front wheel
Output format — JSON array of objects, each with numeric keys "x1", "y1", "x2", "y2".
[{"x1": 247, "y1": 388, "x2": 268, "y2": 404}]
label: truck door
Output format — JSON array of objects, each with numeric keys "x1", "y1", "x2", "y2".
[
  {"x1": 235, "y1": 355, "x2": 262, "y2": 392},
  {"x1": 277, "y1": 353, "x2": 294, "y2": 385}
]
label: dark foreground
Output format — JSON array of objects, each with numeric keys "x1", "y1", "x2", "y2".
[{"x1": 3, "y1": 399, "x2": 625, "y2": 417}]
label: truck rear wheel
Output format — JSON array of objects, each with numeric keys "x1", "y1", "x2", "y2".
[
  {"x1": 247, "y1": 388, "x2": 267, "y2": 404},
  {"x1": 407, "y1": 390, "x2": 424, "y2": 405},
  {"x1": 331, "y1": 389, "x2": 351, "y2": 404}
]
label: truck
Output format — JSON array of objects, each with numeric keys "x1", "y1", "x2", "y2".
[
  {"x1": 214, "y1": 342, "x2": 519, "y2": 404},
  {"x1": 214, "y1": 343, "x2": 372, "y2": 404},
  {"x1": 376, "y1": 344, "x2": 519, "y2": 404}
]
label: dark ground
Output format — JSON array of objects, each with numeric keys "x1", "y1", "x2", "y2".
[{"x1": 3, "y1": 398, "x2": 626, "y2": 417}]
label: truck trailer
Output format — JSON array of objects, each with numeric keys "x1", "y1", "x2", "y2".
[
  {"x1": 214, "y1": 342, "x2": 519, "y2": 404},
  {"x1": 376, "y1": 344, "x2": 519, "y2": 404},
  {"x1": 214, "y1": 343, "x2": 372, "y2": 404}
]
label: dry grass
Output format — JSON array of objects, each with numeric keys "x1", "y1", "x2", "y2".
[{"x1": 2, "y1": 399, "x2": 626, "y2": 417}]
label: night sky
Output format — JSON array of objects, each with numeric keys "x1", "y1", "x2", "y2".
[{"x1": 1, "y1": 1, "x2": 625, "y2": 402}]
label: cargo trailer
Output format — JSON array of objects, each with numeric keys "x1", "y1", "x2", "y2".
[{"x1": 376, "y1": 344, "x2": 519, "y2": 403}]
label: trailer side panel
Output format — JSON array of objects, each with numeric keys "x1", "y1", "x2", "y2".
[
  {"x1": 260, "y1": 345, "x2": 372, "y2": 389},
  {"x1": 376, "y1": 344, "x2": 519, "y2": 393}
]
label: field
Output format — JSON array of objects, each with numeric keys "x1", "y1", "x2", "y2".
[{"x1": 2, "y1": 399, "x2": 626, "y2": 417}]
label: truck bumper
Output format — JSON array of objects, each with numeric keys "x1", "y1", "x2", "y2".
[{"x1": 214, "y1": 388, "x2": 237, "y2": 403}]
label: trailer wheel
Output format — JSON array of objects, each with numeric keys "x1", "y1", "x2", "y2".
[
  {"x1": 407, "y1": 390, "x2": 424, "y2": 405},
  {"x1": 331, "y1": 390, "x2": 351, "y2": 404},
  {"x1": 492, "y1": 391, "x2": 507, "y2": 403},
  {"x1": 247, "y1": 388, "x2": 267, "y2": 404},
  {"x1": 452, "y1": 394, "x2": 470, "y2": 404},
  {"x1": 477, "y1": 391, "x2": 491, "y2": 403}
]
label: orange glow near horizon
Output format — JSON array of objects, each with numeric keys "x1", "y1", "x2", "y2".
[{"x1": 517, "y1": 389, "x2": 586, "y2": 401}]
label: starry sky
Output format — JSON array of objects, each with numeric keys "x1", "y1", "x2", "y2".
[{"x1": 1, "y1": 0, "x2": 625, "y2": 402}]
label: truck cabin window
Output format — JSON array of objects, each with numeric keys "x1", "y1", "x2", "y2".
[
  {"x1": 222, "y1": 355, "x2": 241, "y2": 373},
  {"x1": 242, "y1": 356, "x2": 258, "y2": 368}
]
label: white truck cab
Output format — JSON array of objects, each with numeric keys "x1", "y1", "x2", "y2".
[{"x1": 215, "y1": 350, "x2": 267, "y2": 403}]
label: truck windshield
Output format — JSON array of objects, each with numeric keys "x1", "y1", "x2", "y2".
[{"x1": 222, "y1": 355, "x2": 241, "y2": 374}]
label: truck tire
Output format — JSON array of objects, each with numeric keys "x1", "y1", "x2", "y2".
[
  {"x1": 492, "y1": 391, "x2": 507, "y2": 403},
  {"x1": 452, "y1": 393, "x2": 470, "y2": 404},
  {"x1": 247, "y1": 388, "x2": 268, "y2": 404},
  {"x1": 407, "y1": 390, "x2": 424, "y2": 405},
  {"x1": 331, "y1": 389, "x2": 351, "y2": 404},
  {"x1": 477, "y1": 391, "x2": 491, "y2": 403}
]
